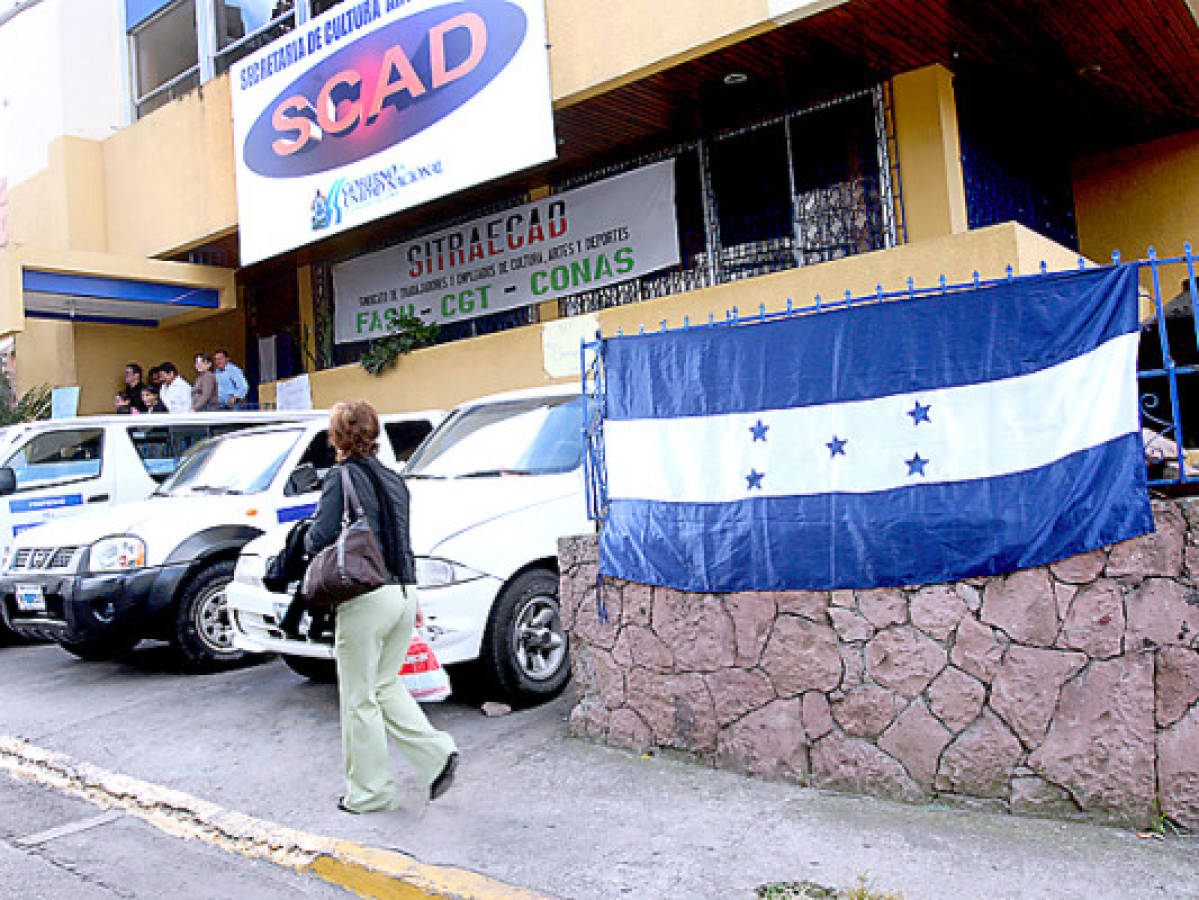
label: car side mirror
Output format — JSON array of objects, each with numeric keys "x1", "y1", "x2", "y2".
[
  {"x1": 0, "y1": 467, "x2": 15, "y2": 496},
  {"x1": 286, "y1": 462, "x2": 321, "y2": 496}
]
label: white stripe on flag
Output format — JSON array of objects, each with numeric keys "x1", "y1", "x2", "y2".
[{"x1": 605, "y1": 332, "x2": 1140, "y2": 503}]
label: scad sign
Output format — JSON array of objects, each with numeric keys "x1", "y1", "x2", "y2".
[{"x1": 231, "y1": 0, "x2": 556, "y2": 265}]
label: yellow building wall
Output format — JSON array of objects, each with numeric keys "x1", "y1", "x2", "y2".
[
  {"x1": 71, "y1": 310, "x2": 246, "y2": 415},
  {"x1": 13, "y1": 318, "x2": 77, "y2": 395},
  {"x1": 546, "y1": 0, "x2": 772, "y2": 104},
  {"x1": 102, "y1": 76, "x2": 239, "y2": 260},
  {"x1": 1074, "y1": 128, "x2": 1199, "y2": 291},
  {"x1": 264, "y1": 223, "x2": 1075, "y2": 413},
  {"x1": 891, "y1": 65, "x2": 968, "y2": 244}
]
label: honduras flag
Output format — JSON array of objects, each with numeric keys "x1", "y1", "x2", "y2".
[{"x1": 596, "y1": 265, "x2": 1153, "y2": 592}]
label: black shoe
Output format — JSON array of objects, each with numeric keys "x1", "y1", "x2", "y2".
[
  {"x1": 337, "y1": 796, "x2": 359, "y2": 814},
  {"x1": 429, "y1": 752, "x2": 458, "y2": 801}
]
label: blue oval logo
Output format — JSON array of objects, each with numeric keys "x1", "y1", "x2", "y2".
[{"x1": 243, "y1": 1, "x2": 526, "y2": 178}]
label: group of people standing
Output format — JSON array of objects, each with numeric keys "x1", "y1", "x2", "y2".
[{"x1": 114, "y1": 350, "x2": 249, "y2": 414}]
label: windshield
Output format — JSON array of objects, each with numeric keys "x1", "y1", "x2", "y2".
[
  {"x1": 158, "y1": 429, "x2": 302, "y2": 496},
  {"x1": 405, "y1": 396, "x2": 582, "y2": 479}
]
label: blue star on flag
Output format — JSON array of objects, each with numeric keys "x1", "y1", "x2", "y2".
[
  {"x1": 906, "y1": 453, "x2": 928, "y2": 476},
  {"x1": 827, "y1": 435, "x2": 847, "y2": 457},
  {"x1": 746, "y1": 469, "x2": 765, "y2": 490},
  {"x1": 749, "y1": 419, "x2": 769, "y2": 442},
  {"x1": 908, "y1": 401, "x2": 931, "y2": 426}
]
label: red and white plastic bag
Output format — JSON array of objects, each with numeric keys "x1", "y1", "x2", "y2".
[{"x1": 401, "y1": 631, "x2": 452, "y2": 703}]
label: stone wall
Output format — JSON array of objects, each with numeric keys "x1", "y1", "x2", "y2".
[{"x1": 560, "y1": 500, "x2": 1199, "y2": 829}]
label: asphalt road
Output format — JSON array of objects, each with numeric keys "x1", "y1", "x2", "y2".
[{"x1": 2, "y1": 639, "x2": 1197, "y2": 900}]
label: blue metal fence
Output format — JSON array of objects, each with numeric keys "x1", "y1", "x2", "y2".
[{"x1": 581, "y1": 244, "x2": 1199, "y2": 522}]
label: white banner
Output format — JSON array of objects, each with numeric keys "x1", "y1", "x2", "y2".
[
  {"x1": 768, "y1": 0, "x2": 848, "y2": 23},
  {"x1": 231, "y1": 0, "x2": 556, "y2": 265},
  {"x1": 331, "y1": 161, "x2": 680, "y2": 343}
]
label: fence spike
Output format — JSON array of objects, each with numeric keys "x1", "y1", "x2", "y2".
[
  {"x1": 638, "y1": 324, "x2": 645, "y2": 334},
  {"x1": 815, "y1": 293, "x2": 823, "y2": 309},
  {"x1": 876, "y1": 284, "x2": 884, "y2": 302},
  {"x1": 1040, "y1": 260, "x2": 1048, "y2": 274},
  {"x1": 1112, "y1": 249, "x2": 1121, "y2": 265},
  {"x1": 683, "y1": 315, "x2": 690, "y2": 328},
  {"x1": 939, "y1": 274, "x2": 947, "y2": 292},
  {"x1": 1078, "y1": 256, "x2": 1087, "y2": 270},
  {"x1": 660, "y1": 319, "x2": 668, "y2": 331},
  {"x1": 1185, "y1": 242, "x2": 1193, "y2": 257},
  {"x1": 1148, "y1": 246, "x2": 1158, "y2": 261},
  {"x1": 844, "y1": 289, "x2": 853, "y2": 306},
  {"x1": 616, "y1": 326, "x2": 623, "y2": 336},
  {"x1": 972, "y1": 271, "x2": 980, "y2": 287},
  {"x1": 906, "y1": 277, "x2": 914, "y2": 299},
  {"x1": 708, "y1": 312, "x2": 715, "y2": 325},
  {"x1": 1005, "y1": 265, "x2": 1014, "y2": 281},
  {"x1": 786, "y1": 297, "x2": 793, "y2": 314}
]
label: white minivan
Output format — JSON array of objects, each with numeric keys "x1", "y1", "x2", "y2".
[
  {"x1": 229, "y1": 385, "x2": 592, "y2": 704},
  {"x1": 0, "y1": 411, "x2": 441, "y2": 667}
]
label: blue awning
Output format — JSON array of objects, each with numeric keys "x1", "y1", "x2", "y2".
[{"x1": 22, "y1": 269, "x2": 220, "y2": 327}]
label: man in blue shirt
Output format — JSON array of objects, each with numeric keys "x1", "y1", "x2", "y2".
[{"x1": 213, "y1": 349, "x2": 250, "y2": 408}]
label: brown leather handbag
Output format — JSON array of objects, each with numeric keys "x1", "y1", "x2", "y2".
[{"x1": 300, "y1": 466, "x2": 389, "y2": 606}]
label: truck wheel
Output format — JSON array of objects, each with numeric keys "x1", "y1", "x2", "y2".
[
  {"x1": 172, "y1": 560, "x2": 246, "y2": 671},
  {"x1": 282, "y1": 654, "x2": 337, "y2": 683},
  {"x1": 478, "y1": 568, "x2": 570, "y2": 706},
  {"x1": 59, "y1": 635, "x2": 138, "y2": 661}
]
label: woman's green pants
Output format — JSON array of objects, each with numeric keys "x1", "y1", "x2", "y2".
[{"x1": 334, "y1": 584, "x2": 457, "y2": 812}]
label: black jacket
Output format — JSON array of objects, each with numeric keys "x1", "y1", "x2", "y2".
[{"x1": 303, "y1": 456, "x2": 416, "y2": 584}]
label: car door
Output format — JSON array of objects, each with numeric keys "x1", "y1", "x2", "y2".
[{"x1": 0, "y1": 425, "x2": 114, "y2": 546}]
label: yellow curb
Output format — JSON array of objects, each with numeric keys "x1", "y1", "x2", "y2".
[{"x1": 0, "y1": 736, "x2": 553, "y2": 900}]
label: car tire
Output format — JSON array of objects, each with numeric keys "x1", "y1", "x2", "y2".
[
  {"x1": 478, "y1": 568, "x2": 570, "y2": 706},
  {"x1": 281, "y1": 654, "x2": 337, "y2": 683},
  {"x1": 171, "y1": 560, "x2": 246, "y2": 671},
  {"x1": 58, "y1": 635, "x2": 138, "y2": 661}
]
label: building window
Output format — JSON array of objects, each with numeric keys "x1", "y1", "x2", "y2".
[
  {"x1": 131, "y1": 0, "x2": 200, "y2": 118},
  {"x1": 213, "y1": 1, "x2": 296, "y2": 75}
]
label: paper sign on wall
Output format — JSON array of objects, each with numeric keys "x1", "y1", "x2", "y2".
[{"x1": 275, "y1": 374, "x2": 313, "y2": 410}]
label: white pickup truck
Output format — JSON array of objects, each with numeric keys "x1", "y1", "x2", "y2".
[
  {"x1": 0, "y1": 411, "x2": 441, "y2": 668},
  {"x1": 229, "y1": 385, "x2": 592, "y2": 704}
]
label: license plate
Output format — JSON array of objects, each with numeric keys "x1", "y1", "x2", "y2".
[{"x1": 15, "y1": 584, "x2": 45, "y2": 613}]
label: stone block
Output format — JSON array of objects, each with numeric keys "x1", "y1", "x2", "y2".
[
  {"x1": 950, "y1": 616, "x2": 1004, "y2": 682},
  {"x1": 1053, "y1": 582, "x2": 1077, "y2": 623},
  {"x1": 935, "y1": 710, "x2": 1023, "y2": 799},
  {"x1": 1125, "y1": 578, "x2": 1199, "y2": 651},
  {"x1": 1106, "y1": 501, "x2": 1184, "y2": 578},
  {"x1": 802, "y1": 692, "x2": 833, "y2": 741},
  {"x1": 810, "y1": 731, "x2": 924, "y2": 802},
  {"x1": 1009, "y1": 776, "x2": 1081, "y2": 817},
  {"x1": 705, "y1": 668, "x2": 776, "y2": 728},
  {"x1": 980, "y1": 568, "x2": 1060, "y2": 647},
  {"x1": 1156, "y1": 647, "x2": 1199, "y2": 728},
  {"x1": 865, "y1": 627, "x2": 946, "y2": 698},
  {"x1": 652, "y1": 590, "x2": 736, "y2": 672},
  {"x1": 830, "y1": 607, "x2": 875, "y2": 642},
  {"x1": 1028, "y1": 655, "x2": 1156, "y2": 826},
  {"x1": 954, "y1": 583, "x2": 982, "y2": 612},
  {"x1": 878, "y1": 699, "x2": 952, "y2": 790},
  {"x1": 831, "y1": 685, "x2": 900, "y2": 738},
  {"x1": 606, "y1": 708, "x2": 651, "y2": 750},
  {"x1": 1049, "y1": 549, "x2": 1107, "y2": 584},
  {"x1": 990, "y1": 646, "x2": 1087, "y2": 748},
  {"x1": 831, "y1": 590, "x2": 856, "y2": 608},
  {"x1": 858, "y1": 588, "x2": 907, "y2": 629},
  {"x1": 716, "y1": 698, "x2": 807, "y2": 779},
  {"x1": 593, "y1": 650, "x2": 627, "y2": 710},
  {"x1": 611, "y1": 625, "x2": 674, "y2": 672},
  {"x1": 571, "y1": 582, "x2": 621, "y2": 650},
  {"x1": 724, "y1": 592, "x2": 778, "y2": 666},
  {"x1": 569, "y1": 699, "x2": 609, "y2": 740},
  {"x1": 622, "y1": 581, "x2": 653, "y2": 627},
  {"x1": 626, "y1": 669, "x2": 717, "y2": 753},
  {"x1": 1057, "y1": 580, "x2": 1125, "y2": 659},
  {"x1": 1157, "y1": 702, "x2": 1199, "y2": 831},
  {"x1": 761, "y1": 616, "x2": 842, "y2": 696},
  {"x1": 910, "y1": 585, "x2": 967, "y2": 640},
  {"x1": 927, "y1": 666, "x2": 986, "y2": 734},
  {"x1": 839, "y1": 645, "x2": 865, "y2": 690},
  {"x1": 775, "y1": 590, "x2": 831, "y2": 622}
]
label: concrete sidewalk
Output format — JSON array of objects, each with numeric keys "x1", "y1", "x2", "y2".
[{"x1": 1, "y1": 646, "x2": 1196, "y2": 899}]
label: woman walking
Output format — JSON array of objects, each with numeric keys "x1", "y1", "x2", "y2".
[{"x1": 305, "y1": 400, "x2": 458, "y2": 813}]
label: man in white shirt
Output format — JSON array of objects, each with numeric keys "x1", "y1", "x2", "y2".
[{"x1": 158, "y1": 362, "x2": 192, "y2": 414}]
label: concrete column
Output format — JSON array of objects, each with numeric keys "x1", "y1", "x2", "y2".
[{"x1": 891, "y1": 64, "x2": 968, "y2": 243}]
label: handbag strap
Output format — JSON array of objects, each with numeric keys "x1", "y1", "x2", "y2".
[{"x1": 337, "y1": 465, "x2": 367, "y2": 527}]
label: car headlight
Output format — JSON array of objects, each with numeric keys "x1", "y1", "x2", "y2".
[
  {"x1": 235, "y1": 553, "x2": 266, "y2": 585},
  {"x1": 415, "y1": 556, "x2": 484, "y2": 588},
  {"x1": 89, "y1": 536, "x2": 146, "y2": 572}
]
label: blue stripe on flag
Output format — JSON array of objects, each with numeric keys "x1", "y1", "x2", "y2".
[
  {"x1": 599, "y1": 433, "x2": 1152, "y2": 592},
  {"x1": 604, "y1": 265, "x2": 1140, "y2": 420}
]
